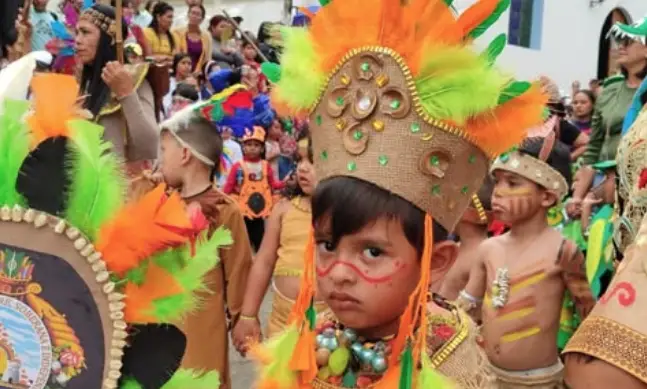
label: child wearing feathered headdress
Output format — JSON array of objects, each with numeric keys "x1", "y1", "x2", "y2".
[{"x1": 158, "y1": 108, "x2": 252, "y2": 389}]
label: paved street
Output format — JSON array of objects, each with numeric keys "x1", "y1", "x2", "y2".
[{"x1": 229, "y1": 290, "x2": 273, "y2": 389}]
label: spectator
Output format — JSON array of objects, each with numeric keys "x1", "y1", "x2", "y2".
[
  {"x1": 198, "y1": 59, "x2": 219, "y2": 99},
  {"x1": 208, "y1": 15, "x2": 243, "y2": 69},
  {"x1": 30, "y1": 0, "x2": 56, "y2": 52},
  {"x1": 143, "y1": 1, "x2": 176, "y2": 63},
  {"x1": 131, "y1": 0, "x2": 153, "y2": 28},
  {"x1": 163, "y1": 53, "x2": 193, "y2": 116},
  {"x1": 571, "y1": 90, "x2": 596, "y2": 135},
  {"x1": 173, "y1": 4, "x2": 211, "y2": 72}
]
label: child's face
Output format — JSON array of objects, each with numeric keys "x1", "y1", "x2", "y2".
[
  {"x1": 315, "y1": 217, "x2": 421, "y2": 331},
  {"x1": 243, "y1": 139, "x2": 263, "y2": 158},
  {"x1": 296, "y1": 158, "x2": 316, "y2": 195},
  {"x1": 159, "y1": 131, "x2": 187, "y2": 188},
  {"x1": 269, "y1": 120, "x2": 282, "y2": 140},
  {"x1": 243, "y1": 45, "x2": 257, "y2": 61},
  {"x1": 176, "y1": 57, "x2": 193, "y2": 79},
  {"x1": 492, "y1": 170, "x2": 554, "y2": 224}
]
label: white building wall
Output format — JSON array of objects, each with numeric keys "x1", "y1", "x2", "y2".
[{"x1": 455, "y1": 0, "x2": 647, "y2": 91}]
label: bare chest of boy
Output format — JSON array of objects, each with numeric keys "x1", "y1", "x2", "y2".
[{"x1": 481, "y1": 236, "x2": 566, "y2": 371}]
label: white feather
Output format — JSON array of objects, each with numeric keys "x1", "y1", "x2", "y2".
[{"x1": 0, "y1": 53, "x2": 37, "y2": 113}]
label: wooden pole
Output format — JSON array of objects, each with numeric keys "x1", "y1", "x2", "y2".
[
  {"x1": 115, "y1": 0, "x2": 124, "y2": 63},
  {"x1": 221, "y1": 9, "x2": 270, "y2": 63}
]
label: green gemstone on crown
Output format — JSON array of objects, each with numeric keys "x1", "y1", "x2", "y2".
[
  {"x1": 347, "y1": 161, "x2": 357, "y2": 171},
  {"x1": 361, "y1": 62, "x2": 370, "y2": 72},
  {"x1": 431, "y1": 184, "x2": 441, "y2": 195},
  {"x1": 321, "y1": 150, "x2": 328, "y2": 160},
  {"x1": 461, "y1": 186, "x2": 469, "y2": 194},
  {"x1": 410, "y1": 122, "x2": 421, "y2": 133},
  {"x1": 378, "y1": 155, "x2": 388, "y2": 166},
  {"x1": 430, "y1": 155, "x2": 440, "y2": 166},
  {"x1": 336, "y1": 97, "x2": 345, "y2": 106},
  {"x1": 353, "y1": 130, "x2": 363, "y2": 140},
  {"x1": 390, "y1": 99, "x2": 401, "y2": 109},
  {"x1": 468, "y1": 154, "x2": 476, "y2": 164},
  {"x1": 316, "y1": 115, "x2": 322, "y2": 126}
]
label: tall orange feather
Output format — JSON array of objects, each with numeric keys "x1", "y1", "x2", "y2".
[
  {"x1": 96, "y1": 184, "x2": 193, "y2": 275},
  {"x1": 466, "y1": 84, "x2": 548, "y2": 156},
  {"x1": 456, "y1": 0, "x2": 500, "y2": 37},
  {"x1": 27, "y1": 74, "x2": 79, "y2": 145}
]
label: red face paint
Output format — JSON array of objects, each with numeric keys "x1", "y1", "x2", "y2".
[{"x1": 316, "y1": 260, "x2": 404, "y2": 284}]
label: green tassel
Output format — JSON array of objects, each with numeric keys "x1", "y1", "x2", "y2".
[
  {"x1": 261, "y1": 62, "x2": 282, "y2": 83},
  {"x1": 342, "y1": 369, "x2": 357, "y2": 388},
  {"x1": 469, "y1": 0, "x2": 511, "y2": 39},
  {"x1": 481, "y1": 34, "x2": 506, "y2": 66},
  {"x1": 399, "y1": 343, "x2": 414, "y2": 389},
  {"x1": 319, "y1": 0, "x2": 331, "y2": 6},
  {"x1": 306, "y1": 299, "x2": 317, "y2": 330},
  {"x1": 498, "y1": 81, "x2": 531, "y2": 105}
]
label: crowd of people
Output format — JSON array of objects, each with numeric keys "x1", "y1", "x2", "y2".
[{"x1": 2, "y1": 0, "x2": 647, "y2": 389}]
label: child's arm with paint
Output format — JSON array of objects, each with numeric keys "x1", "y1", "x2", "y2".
[{"x1": 457, "y1": 241, "x2": 489, "y2": 321}]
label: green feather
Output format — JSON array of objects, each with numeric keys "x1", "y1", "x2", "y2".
[
  {"x1": 497, "y1": 81, "x2": 531, "y2": 105},
  {"x1": 261, "y1": 62, "x2": 282, "y2": 84},
  {"x1": 0, "y1": 99, "x2": 29, "y2": 207},
  {"x1": 64, "y1": 119, "x2": 126, "y2": 240},
  {"x1": 443, "y1": 0, "x2": 454, "y2": 6},
  {"x1": 481, "y1": 34, "x2": 507, "y2": 66},
  {"x1": 416, "y1": 47, "x2": 508, "y2": 125},
  {"x1": 398, "y1": 343, "x2": 414, "y2": 389},
  {"x1": 161, "y1": 369, "x2": 220, "y2": 389},
  {"x1": 469, "y1": 0, "x2": 511, "y2": 39},
  {"x1": 275, "y1": 28, "x2": 326, "y2": 112},
  {"x1": 119, "y1": 378, "x2": 143, "y2": 389},
  {"x1": 149, "y1": 228, "x2": 232, "y2": 322},
  {"x1": 319, "y1": 0, "x2": 330, "y2": 6},
  {"x1": 419, "y1": 354, "x2": 453, "y2": 388}
]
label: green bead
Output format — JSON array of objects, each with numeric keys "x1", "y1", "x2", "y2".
[
  {"x1": 468, "y1": 154, "x2": 476, "y2": 164},
  {"x1": 321, "y1": 150, "x2": 328, "y2": 160},
  {"x1": 315, "y1": 114, "x2": 322, "y2": 126},
  {"x1": 342, "y1": 369, "x2": 357, "y2": 388},
  {"x1": 431, "y1": 184, "x2": 441, "y2": 195},
  {"x1": 390, "y1": 99, "x2": 401, "y2": 109},
  {"x1": 410, "y1": 122, "x2": 421, "y2": 133},
  {"x1": 347, "y1": 161, "x2": 357, "y2": 171},
  {"x1": 500, "y1": 153, "x2": 510, "y2": 162},
  {"x1": 353, "y1": 130, "x2": 363, "y2": 140},
  {"x1": 461, "y1": 186, "x2": 469, "y2": 194},
  {"x1": 329, "y1": 347, "x2": 351, "y2": 375},
  {"x1": 336, "y1": 97, "x2": 345, "y2": 106},
  {"x1": 361, "y1": 62, "x2": 370, "y2": 72},
  {"x1": 430, "y1": 155, "x2": 440, "y2": 166},
  {"x1": 378, "y1": 155, "x2": 388, "y2": 166}
]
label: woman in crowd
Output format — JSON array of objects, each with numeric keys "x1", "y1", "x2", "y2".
[
  {"x1": 75, "y1": 3, "x2": 158, "y2": 175},
  {"x1": 208, "y1": 15, "x2": 243, "y2": 69},
  {"x1": 163, "y1": 52, "x2": 193, "y2": 115},
  {"x1": 144, "y1": 1, "x2": 175, "y2": 63},
  {"x1": 571, "y1": 89, "x2": 596, "y2": 135},
  {"x1": 173, "y1": 4, "x2": 211, "y2": 72}
]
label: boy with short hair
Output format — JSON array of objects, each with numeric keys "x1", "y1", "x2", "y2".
[
  {"x1": 158, "y1": 109, "x2": 252, "y2": 389},
  {"x1": 459, "y1": 135, "x2": 595, "y2": 388}
]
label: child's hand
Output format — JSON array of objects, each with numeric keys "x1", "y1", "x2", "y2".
[
  {"x1": 582, "y1": 193, "x2": 602, "y2": 208},
  {"x1": 565, "y1": 197, "x2": 582, "y2": 219},
  {"x1": 232, "y1": 317, "x2": 262, "y2": 357},
  {"x1": 142, "y1": 170, "x2": 164, "y2": 185}
]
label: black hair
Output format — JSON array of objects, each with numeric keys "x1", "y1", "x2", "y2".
[
  {"x1": 172, "y1": 82, "x2": 199, "y2": 101},
  {"x1": 149, "y1": 2, "x2": 175, "y2": 51},
  {"x1": 80, "y1": 4, "x2": 129, "y2": 117},
  {"x1": 519, "y1": 137, "x2": 572, "y2": 189},
  {"x1": 476, "y1": 175, "x2": 494, "y2": 211},
  {"x1": 281, "y1": 132, "x2": 313, "y2": 199},
  {"x1": 574, "y1": 89, "x2": 596, "y2": 106},
  {"x1": 171, "y1": 52, "x2": 191, "y2": 76},
  {"x1": 313, "y1": 176, "x2": 449, "y2": 258},
  {"x1": 620, "y1": 63, "x2": 647, "y2": 84},
  {"x1": 188, "y1": 4, "x2": 206, "y2": 20}
]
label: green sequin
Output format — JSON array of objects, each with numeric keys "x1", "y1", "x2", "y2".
[
  {"x1": 378, "y1": 155, "x2": 388, "y2": 166},
  {"x1": 336, "y1": 97, "x2": 345, "y2": 106},
  {"x1": 500, "y1": 153, "x2": 510, "y2": 163},
  {"x1": 361, "y1": 62, "x2": 370, "y2": 72},
  {"x1": 315, "y1": 115, "x2": 322, "y2": 126},
  {"x1": 390, "y1": 99, "x2": 401, "y2": 109},
  {"x1": 410, "y1": 122, "x2": 420, "y2": 133},
  {"x1": 431, "y1": 184, "x2": 441, "y2": 195},
  {"x1": 468, "y1": 154, "x2": 476, "y2": 164},
  {"x1": 347, "y1": 161, "x2": 357, "y2": 171},
  {"x1": 430, "y1": 155, "x2": 440, "y2": 166},
  {"x1": 321, "y1": 150, "x2": 328, "y2": 160},
  {"x1": 461, "y1": 186, "x2": 469, "y2": 194},
  {"x1": 353, "y1": 130, "x2": 363, "y2": 140}
]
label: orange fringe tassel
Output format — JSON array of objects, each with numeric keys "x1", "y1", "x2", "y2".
[
  {"x1": 466, "y1": 83, "x2": 548, "y2": 157},
  {"x1": 27, "y1": 74, "x2": 79, "y2": 145},
  {"x1": 96, "y1": 185, "x2": 193, "y2": 275}
]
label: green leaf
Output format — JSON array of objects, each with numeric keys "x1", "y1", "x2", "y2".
[
  {"x1": 481, "y1": 33, "x2": 507, "y2": 65},
  {"x1": 398, "y1": 343, "x2": 414, "y2": 389},
  {"x1": 261, "y1": 62, "x2": 282, "y2": 83},
  {"x1": 498, "y1": 81, "x2": 531, "y2": 105},
  {"x1": 469, "y1": 0, "x2": 511, "y2": 39}
]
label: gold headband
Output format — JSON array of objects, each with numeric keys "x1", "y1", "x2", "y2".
[
  {"x1": 79, "y1": 9, "x2": 117, "y2": 43},
  {"x1": 490, "y1": 150, "x2": 568, "y2": 200}
]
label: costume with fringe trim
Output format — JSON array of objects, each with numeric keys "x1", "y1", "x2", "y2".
[
  {"x1": 0, "y1": 57, "x2": 225, "y2": 389},
  {"x1": 251, "y1": 0, "x2": 547, "y2": 389}
]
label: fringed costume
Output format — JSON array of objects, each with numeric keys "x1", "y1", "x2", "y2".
[
  {"x1": 251, "y1": 0, "x2": 547, "y2": 388},
  {"x1": 0, "y1": 57, "x2": 226, "y2": 389}
]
